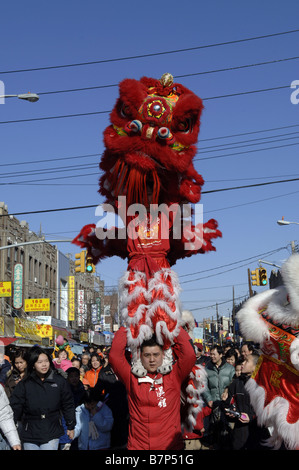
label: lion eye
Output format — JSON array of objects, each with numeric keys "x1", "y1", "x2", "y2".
[
  {"x1": 120, "y1": 104, "x2": 131, "y2": 118},
  {"x1": 177, "y1": 119, "x2": 191, "y2": 133}
]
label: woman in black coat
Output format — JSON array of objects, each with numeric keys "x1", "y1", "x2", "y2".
[
  {"x1": 222, "y1": 352, "x2": 270, "y2": 450},
  {"x1": 10, "y1": 346, "x2": 76, "y2": 450}
]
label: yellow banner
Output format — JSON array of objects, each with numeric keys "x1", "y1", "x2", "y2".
[
  {"x1": 24, "y1": 298, "x2": 50, "y2": 312},
  {"x1": 14, "y1": 318, "x2": 45, "y2": 341},
  {"x1": 0, "y1": 282, "x2": 12, "y2": 297},
  {"x1": 68, "y1": 276, "x2": 75, "y2": 321}
]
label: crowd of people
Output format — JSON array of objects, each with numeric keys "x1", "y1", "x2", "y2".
[
  {"x1": 189, "y1": 339, "x2": 272, "y2": 450},
  {"x1": 0, "y1": 339, "x2": 129, "y2": 451},
  {"x1": 0, "y1": 333, "x2": 273, "y2": 451}
]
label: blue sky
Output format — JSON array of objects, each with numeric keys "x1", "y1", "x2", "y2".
[{"x1": 1, "y1": 1, "x2": 298, "y2": 324}]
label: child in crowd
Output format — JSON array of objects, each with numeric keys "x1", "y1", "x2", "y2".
[
  {"x1": 53, "y1": 349, "x2": 73, "y2": 373},
  {"x1": 74, "y1": 388, "x2": 114, "y2": 450},
  {"x1": 234, "y1": 358, "x2": 244, "y2": 378}
]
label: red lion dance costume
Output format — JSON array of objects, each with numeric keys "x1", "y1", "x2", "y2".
[
  {"x1": 73, "y1": 73, "x2": 221, "y2": 429},
  {"x1": 237, "y1": 254, "x2": 299, "y2": 450}
]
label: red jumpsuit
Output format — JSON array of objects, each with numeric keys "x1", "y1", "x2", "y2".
[
  {"x1": 120, "y1": 209, "x2": 181, "y2": 354},
  {"x1": 109, "y1": 326, "x2": 196, "y2": 450}
]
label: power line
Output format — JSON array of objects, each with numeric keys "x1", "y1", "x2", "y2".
[
  {"x1": 180, "y1": 247, "x2": 286, "y2": 280},
  {"x1": 35, "y1": 56, "x2": 299, "y2": 97},
  {"x1": 0, "y1": 84, "x2": 291, "y2": 125},
  {"x1": 1, "y1": 176, "x2": 298, "y2": 217},
  {"x1": 203, "y1": 176, "x2": 299, "y2": 194},
  {"x1": 1, "y1": 134, "x2": 299, "y2": 183},
  {"x1": 196, "y1": 132, "x2": 299, "y2": 153},
  {"x1": 189, "y1": 294, "x2": 248, "y2": 312},
  {"x1": 0, "y1": 124, "x2": 298, "y2": 169},
  {"x1": 0, "y1": 153, "x2": 100, "y2": 168},
  {"x1": 194, "y1": 141, "x2": 299, "y2": 162},
  {"x1": 1, "y1": 29, "x2": 298, "y2": 75},
  {"x1": 205, "y1": 188, "x2": 299, "y2": 214},
  {"x1": 0, "y1": 110, "x2": 111, "y2": 125},
  {"x1": 1, "y1": 123, "x2": 298, "y2": 170},
  {"x1": 198, "y1": 124, "x2": 299, "y2": 142}
]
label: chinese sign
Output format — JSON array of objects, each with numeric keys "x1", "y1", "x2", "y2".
[
  {"x1": 68, "y1": 276, "x2": 75, "y2": 321},
  {"x1": 91, "y1": 304, "x2": 98, "y2": 324},
  {"x1": 77, "y1": 290, "x2": 85, "y2": 327},
  {"x1": 24, "y1": 298, "x2": 50, "y2": 312},
  {"x1": 0, "y1": 281, "x2": 12, "y2": 297},
  {"x1": 13, "y1": 263, "x2": 23, "y2": 309}
]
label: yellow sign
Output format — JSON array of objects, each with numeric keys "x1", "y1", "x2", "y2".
[
  {"x1": 14, "y1": 318, "x2": 45, "y2": 342},
  {"x1": 0, "y1": 282, "x2": 12, "y2": 297},
  {"x1": 24, "y1": 298, "x2": 50, "y2": 312},
  {"x1": 68, "y1": 276, "x2": 75, "y2": 321}
]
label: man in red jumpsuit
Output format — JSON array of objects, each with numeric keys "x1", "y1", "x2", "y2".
[{"x1": 109, "y1": 326, "x2": 196, "y2": 450}]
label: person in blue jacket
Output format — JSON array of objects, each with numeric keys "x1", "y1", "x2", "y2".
[{"x1": 74, "y1": 387, "x2": 114, "y2": 450}]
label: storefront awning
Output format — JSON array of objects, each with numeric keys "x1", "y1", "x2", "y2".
[{"x1": 0, "y1": 337, "x2": 19, "y2": 346}]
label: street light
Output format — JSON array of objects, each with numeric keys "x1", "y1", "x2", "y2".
[
  {"x1": 277, "y1": 219, "x2": 299, "y2": 226},
  {"x1": 277, "y1": 218, "x2": 298, "y2": 253},
  {"x1": 0, "y1": 92, "x2": 39, "y2": 102}
]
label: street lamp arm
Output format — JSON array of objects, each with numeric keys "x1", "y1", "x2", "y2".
[
  {"x1": 0, "y1": 239, "x2": 73, "y2": 251},
  {"x1": 258, "y1": 259, "x2": 281, "y2": 269},
  {"x1": 0, "y1": 95, "x2": 18, "y2": 98}
]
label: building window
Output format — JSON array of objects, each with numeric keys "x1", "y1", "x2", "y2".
[
  {"x1": 7, "y1": 245, "x2": 12, "y2": 271},
  {"x1": 14, "y1": 247, "x2": 18, "y2": 263}
]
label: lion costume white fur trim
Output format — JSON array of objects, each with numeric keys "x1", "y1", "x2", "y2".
[{"x1": 237, "y1": 254, "x2": 299, "y2": 450}]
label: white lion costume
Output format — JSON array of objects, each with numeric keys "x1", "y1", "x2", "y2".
[
  {"x1": 180, "y1": 310, "x2": 207, "y2": 431},
  {"x1": 237, "y1": 254, "x2": 299, "y2": 450}
]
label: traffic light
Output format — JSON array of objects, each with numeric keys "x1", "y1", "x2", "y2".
[
  {"x1": 75, "y1": 251, "x2": 86, "y2": 273},
  {"x1": 250, "y1": 268, "x2": 260, "y2": 286},
  {"x1": 85, "y1": 255, "x2": 95, "y2": 273},
  {"x1": 259, "y1": 267, "x2": 268, "y2": 286}
]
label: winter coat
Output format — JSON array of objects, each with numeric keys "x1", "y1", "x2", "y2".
[
  {"x1": 203, "y1": 359, "x2": 235, "y2": 404},
  {"x1": 223, "y1": 373, "x2": 270, "y2": 450},
  {"x1": 53, "y1": 358, "x2": 73, "y2": 372},
  {"x1": 0, "y1": 359, "x2": 11, "y2": 386},
  {"x1": 4, "y1": 369, "x2": 24, "y2": 399},
  {"x1": 84, "y1": 367, "x2": 102, "y2": 388},
  {"x1": 74, "y1": 402, "x2": 114, "y2": 450},
  {"x1": 10, "y1": 369, "x2": 76, "y2": 445},
  {"x1": 109, "y1": 326, "x2": 196, "y2": 451},
  {"x1": 0, "y1": 385, "x2": 21, "y2": 448},
  {"x1": 94, "y1": 376, "x2": 129, "y2": 449}
]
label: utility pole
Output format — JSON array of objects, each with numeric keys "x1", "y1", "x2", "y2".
[
  {"x1": 216, "y1": 303, "x2": 222, "y2": 345},
  {"x1": 248, "y1": 269, "x2": 253, "y2": 297},
  {"x1": 232, "y1": 286, "x2": 236, "y2": 340}
]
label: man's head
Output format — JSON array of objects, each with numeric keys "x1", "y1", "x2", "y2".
[
  {"x1": 241, "y1": 342, "x2": 255, "y2": 359},
  {"x1": 67, "y1": 367, "x2": 81, "y2": 387},
  {"x1": 140, "y1": 336, "x2": 164, "y2": 374},
  {"x1": 241, "y1": 352, "x2": 260, "y2": 376},
  {"x1": 210, "y1": 345, "x2": 223, "y2": 366}
]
